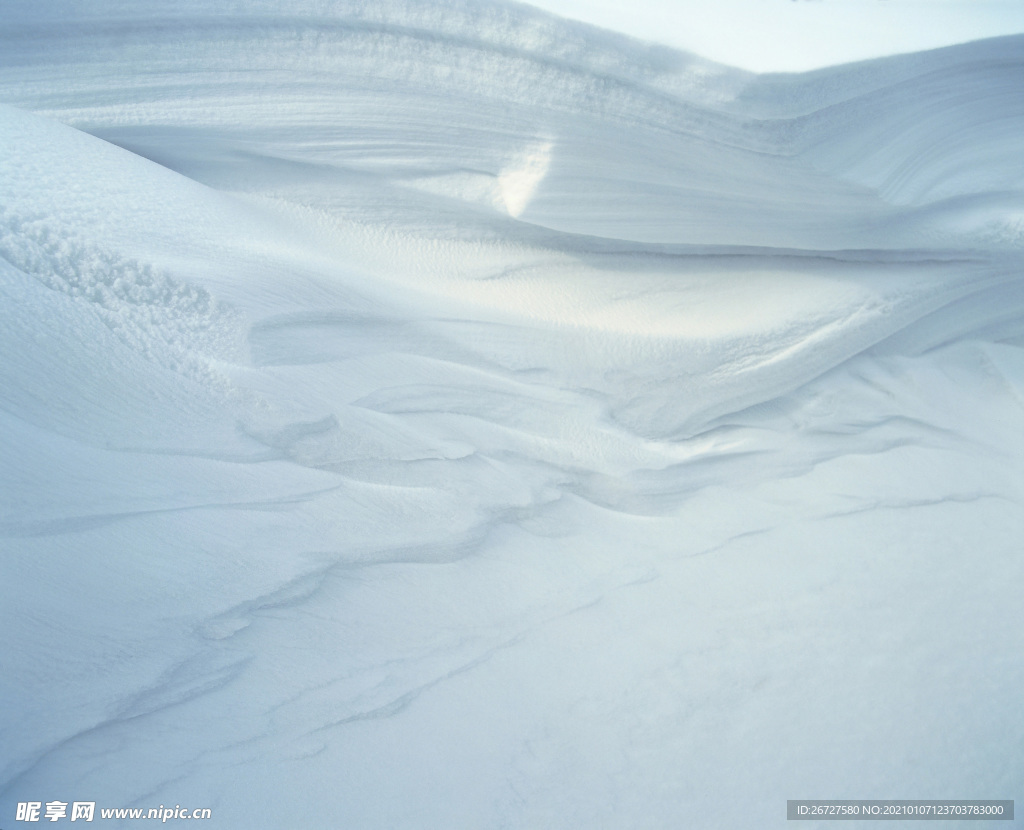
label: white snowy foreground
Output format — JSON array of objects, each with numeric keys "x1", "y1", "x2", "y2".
[{"x1": 1, "y1": 2, "x2": 1022, "y2": 827}]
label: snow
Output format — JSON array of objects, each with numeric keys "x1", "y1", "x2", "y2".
[{"x1": 1, "y1": 1, "x2": 1022, "y2": 827}]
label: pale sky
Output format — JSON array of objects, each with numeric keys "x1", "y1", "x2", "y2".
[{"x1": 525, "y1": 0, "x2": 1024, "y2": 72}]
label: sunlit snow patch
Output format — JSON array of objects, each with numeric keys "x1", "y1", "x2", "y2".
[
  {"x1": 405, "y1": 139, "x2": 553, "y2": 218},
  {"x1": 496, "y1": 139, "x2": 553, "y2": 217}
]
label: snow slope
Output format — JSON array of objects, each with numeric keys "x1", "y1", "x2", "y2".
[{"x1": 1, "y1": 2, "x2": 1022, "y2": 827}]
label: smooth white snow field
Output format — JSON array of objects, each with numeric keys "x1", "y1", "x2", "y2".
[{"x1": 1, "y1": 1, "x2": 1022, "y2": 827}]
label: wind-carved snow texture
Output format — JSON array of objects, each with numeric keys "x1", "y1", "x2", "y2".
[
  {"x1": 0, "y1": 207, "x2": 245, "y2": 390},
  {"x1": 0, "y1": 2, "x2": 1023, "y2": 828}
]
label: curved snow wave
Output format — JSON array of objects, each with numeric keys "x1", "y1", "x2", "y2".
[
  {"x1": 3, "y1": 4, "x2": 1022, "y2": 252},
  {"x1": 6, "y1": 0, "x2": 1019, "y2": 440},
  {"x1": 0, "y1": 3, "x2": 1020, "y2": 497}
]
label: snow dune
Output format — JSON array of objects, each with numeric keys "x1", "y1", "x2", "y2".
[{"x1": 1, "y1": 2, "x2": 1022, "y2": 827}]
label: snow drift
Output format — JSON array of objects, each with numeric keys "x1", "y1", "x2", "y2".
[{"x1": 1, "y1": 2, "x2": 1022, "y2": 827}]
